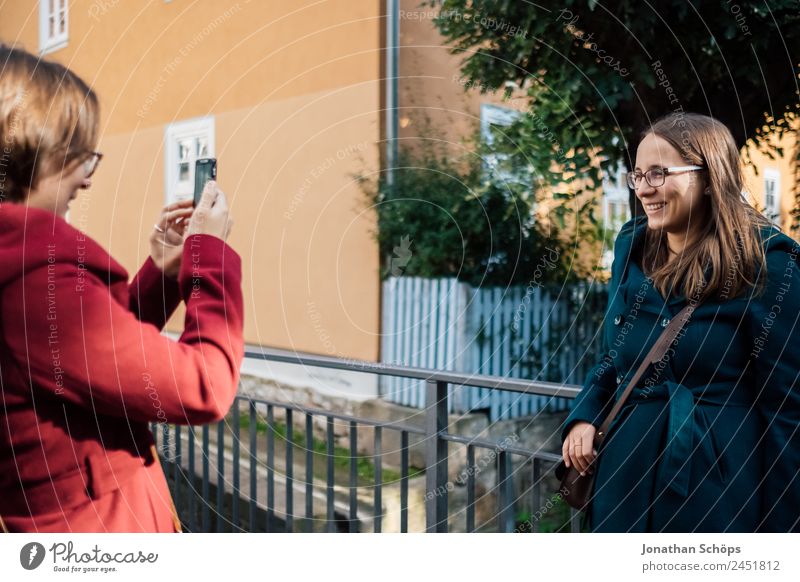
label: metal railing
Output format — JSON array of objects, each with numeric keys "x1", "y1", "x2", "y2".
[{"x1": 152, "y1": 347, "x2": 584, "y2": 533}]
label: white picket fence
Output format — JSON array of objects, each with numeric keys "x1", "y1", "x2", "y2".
[{"x1": 380, "y1": 276, "x2": 608, "y2": 420}]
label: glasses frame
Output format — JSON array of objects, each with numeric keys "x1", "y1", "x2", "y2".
[
  {"x1": 81, "y1": 151, "x2": 104, "y2": 178},
  {"x1": 626, "y1": 165, "x2": 704, "y2": 190}
]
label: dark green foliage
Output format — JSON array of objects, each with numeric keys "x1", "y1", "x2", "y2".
[
  {"x1": 360, "y1": 140, "x2": 580, "y2": 286},
  {"x1": 428, "y1": 0, "x2": 800, "y2": 215}
]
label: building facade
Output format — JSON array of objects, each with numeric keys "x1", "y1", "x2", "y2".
[
  {"x1": 1, "y1": 0, "x2": 796, "y2": 379},
  {"x1": 0, "y1": 1, "x2": 384, "y2": 373}
]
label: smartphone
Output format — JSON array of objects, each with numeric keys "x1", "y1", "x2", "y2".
[{"x1": 193, "y1": 158, "x2": 217, "y2": 207}]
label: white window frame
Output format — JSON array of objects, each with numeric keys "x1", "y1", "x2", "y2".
[
  {"x1": 601, "y1": 162, "x2": 630, "y2": 232},
  {"x1": 600, "y1": 162, "x2": 630, "y2": 270},
  {"x1": 480, "y1": 103, "x2": 530, "y2": 187},
  {"x1": 164, "y1": 116, "x2": 215, "y2": 205},
  {"x1": 763, "y1": 168, "x2": 781, "y2": 226},
  {"x1": 39, "y1": 0, "x2": 69, "y2": 55}
]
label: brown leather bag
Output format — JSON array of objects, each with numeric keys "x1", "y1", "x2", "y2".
[{"x1": 555, "y1": 302, "x2": 697, "y2": 511}]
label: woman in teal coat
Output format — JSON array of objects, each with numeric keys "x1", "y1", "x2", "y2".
[{"x1": 561, "y1": 112, "x2": 799, "y2": 532}]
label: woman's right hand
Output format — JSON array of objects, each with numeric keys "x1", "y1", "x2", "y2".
[
  {"x1": 187, "y1": 180, "x2": 233, "y2": 241},
  {"x1": 562, "y1": 421, "x2": 598, "y2": 476}
]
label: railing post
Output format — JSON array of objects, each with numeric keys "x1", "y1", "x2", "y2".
[
  {"x1": 497, "y1": 450, "x2": 514, "y2": 533},
  {"x1": 425, "y1": 380, "x2": 448, "y2": 532}
]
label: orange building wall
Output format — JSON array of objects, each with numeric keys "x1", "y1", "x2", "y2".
[
  {"x1": 743, "y1": 130, "x2": 799, "y2": 232},
  {"x1": 0, "y1": 0, "x2": 384, "y2": 360}
]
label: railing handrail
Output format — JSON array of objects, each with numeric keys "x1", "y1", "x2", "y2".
[
  {"x1": 160, "y1": 348, "x2": 584, "y2": 532},
  {"x1": 244, "y1": 347, "x2": 582, "y2": 399}
]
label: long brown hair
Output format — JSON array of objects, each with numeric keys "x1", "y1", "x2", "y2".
[
  {"x1": 639, "y1": 112, "x2": 771, "y2": 302},
  {"x1": 0, "y1": 44, "x2": 99, "y2": 203}
]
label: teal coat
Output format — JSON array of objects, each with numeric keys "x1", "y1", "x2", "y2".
[{"x1": 561, "y1": 215, "x2": 800, "y2": 532}]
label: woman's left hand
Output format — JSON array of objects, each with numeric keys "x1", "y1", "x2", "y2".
[{"x1": 150, "y1": 199, "x2": 195, "y2": 279}]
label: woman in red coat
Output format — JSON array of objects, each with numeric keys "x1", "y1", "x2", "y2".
[{"x1": 0, "y1": 46, "x2": 243, "y2": 532}]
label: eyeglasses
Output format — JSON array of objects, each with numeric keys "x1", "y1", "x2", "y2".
[
  {"x1": 82, "y1": 151, "x2": 103, "y2": 178},
  {"x1": 626, "y1": 165, "x2": 704, "y2": 190}
]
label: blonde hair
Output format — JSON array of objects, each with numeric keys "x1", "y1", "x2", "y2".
[
  {"x1": 640, "y1": 112, "x2": 771, "y2": 302},
  {"x1": 0, "y1": 44, "x2": 99, "y2": 202}
]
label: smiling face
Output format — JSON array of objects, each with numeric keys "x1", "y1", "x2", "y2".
[
  {"x1": 634, "y1": 133, "x2": 709, "y2": 244},
  {"x1": 25, "y1": 157, "x2": 93, "y2": 218}
]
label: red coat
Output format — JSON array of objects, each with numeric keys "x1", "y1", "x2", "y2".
[{"x1": 0, "y1": 204, "x2": 244, "y2": 532}]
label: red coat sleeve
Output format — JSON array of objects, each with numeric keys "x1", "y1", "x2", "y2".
[
  {"x1": 128, "y1": 256, "x2": 182, "y2": 329},
  {"x1": 1, "y1": 234, "x2": 244, "y2": 425}
]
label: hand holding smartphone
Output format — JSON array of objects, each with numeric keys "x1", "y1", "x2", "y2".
[
  {"x1": 187, "y1": 173, "x2": 233, "y2": 241},
  {"x1": 193, "y1": 158, "x2": 217, "y2": 207}
]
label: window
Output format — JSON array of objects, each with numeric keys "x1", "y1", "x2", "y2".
[
  {"x1": 600, "y1": 162, "x2": 630, "y2": 270},
  {"x1": 763, "y1": 168, "x2": 781, "y2": 226},
  {"x1": 164, "y1": 116, "x2": 215, "y2": 204},
  {"x1": 39, "y1": 0, "x2": 68, "y2": 54},
  {"x1": 602, "y1": 162, "x2": 630, "y2": 232},
  {"x1": 479, "y1": 104, "x2": 531, "y2": 188}
]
